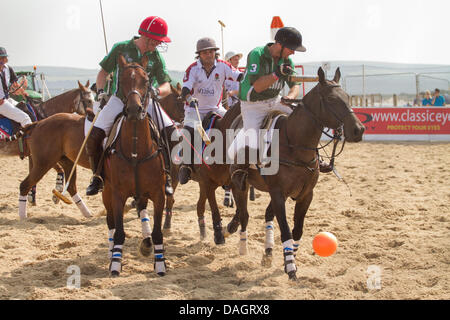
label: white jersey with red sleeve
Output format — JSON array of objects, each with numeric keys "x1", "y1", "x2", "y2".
[{"x1": 182, "y1": 59, "x2": 241, "y2": 113}]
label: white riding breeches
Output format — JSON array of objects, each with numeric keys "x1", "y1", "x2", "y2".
[
  {"x1": 183, "y1": 105, "x2": 227, "y2": 129},
  {"x1": 93, "y1": 95, "x2": 175, "y2": 136},
  {"x1": 0, "y1": 98, "x2": 32, "y2": 127}
]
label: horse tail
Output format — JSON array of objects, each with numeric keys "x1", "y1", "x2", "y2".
[{"x1": 1, "y1": 122, "x2": 38, "y2": 142}]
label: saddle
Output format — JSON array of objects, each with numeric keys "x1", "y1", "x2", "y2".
[{"x1": 201, "y1": 111, "x2": 222, "y2": 132}]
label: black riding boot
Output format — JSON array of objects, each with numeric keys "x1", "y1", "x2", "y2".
[
  {"x1": 85, "y1": 127, "x2": 106, "y2": 196},
  {"x1": 230, "y1": 164, "x2": 250, "y2": 191},
  {"x1": 178, "y1": 126, "x2": 195, "y2": 185}
]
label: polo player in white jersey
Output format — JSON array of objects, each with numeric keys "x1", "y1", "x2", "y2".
[
  {"x1": 0, "y1": 47, "x2": 32, "y2": 128},
  {"x1": 178, "y1": 37, "x2": 243, "y2": 184}
]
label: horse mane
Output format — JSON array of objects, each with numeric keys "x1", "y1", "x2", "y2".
[
  {"x1": 40, "y1": 88, "x2": 79, "y2": 111},
  {"x1": 217, "y1": 101, "x2": 241, "y2": 130}
]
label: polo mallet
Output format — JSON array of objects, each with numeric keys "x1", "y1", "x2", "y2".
[
  {"x1": 52, "y1": 110, "x2": 102, "y2": 204},
  {"x1": 192, "y1": 101, "x2": 211, "y2": 145},
  {"x1": 288, "y1": 75, "x2": 319, "y2": 83}
]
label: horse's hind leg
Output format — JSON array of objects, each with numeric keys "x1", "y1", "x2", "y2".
[
  {"x1": 59, "y1": 157, "x2": 92, "y2": 218},
  {"x1": 136, "y1": 198, "x2": 152, "y2": 257},
  {"x1": 223, "y1": 185, "x2": 234, "y2": 208},
  {"x1": 197, "y1": 183, "x2": 208, "y2": 240},
  {"x1": 223, "y1": 208, "x2": 240, "y2": 238},
  {"x1": 205, "y1": 184, "x2": 225, "y2": 245},
  {"x1": 261, "y1": 201, "x2": 275, "y2": 267},
  {"x1": 292, "y1": 191, "x2": 313, "y2": 259},
  {"x1": 27, "y1": 157, "x2": 37, "y2": 206},
  {"x1": 52, "y1": 163, "x2": 65, "y2": 204}
]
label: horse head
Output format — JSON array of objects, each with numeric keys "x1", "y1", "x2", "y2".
[
  {"x1": 302, "y1": 67, "x2": 364, "y2": 142},
  {"x1": 118, "y1": 54, "x2": 150, "y2": 121},
  {"x1": 159, "y1": 82, "x2": 184, "y2": 123},
  {"x1": 76, "y1": 80, "x2": 95, "y2": 115}
]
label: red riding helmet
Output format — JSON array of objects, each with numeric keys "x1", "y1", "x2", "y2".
[{"x1": 138, "y1": 16, "x2": 171, "y2": 43}]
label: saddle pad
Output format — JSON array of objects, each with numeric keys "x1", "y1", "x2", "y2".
[
  {"x1": 227, "y1": 114, "x2": 284, "y2": 165},
  {"x1": 0, "y1": 118, "x2": 13, "y2": 138},
  {"x1": 84, "y1": 116, "x2": 124, "y2": 150}
]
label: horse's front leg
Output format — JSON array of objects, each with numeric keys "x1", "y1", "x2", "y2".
[
  {"x1": 197, "y1": 182, "x2": 208, "y2": 240},
  {"x1": 261, "y1": 201, "x2": 275, "y2": 268},
  {"x1": 137, "y1": 198, "x2": 152, "y2": 257},
  {"x1": 269, "y1": 188, "x2": 297, "y2": 280},
  {"x1": 152, "y1": 191, "x2": 167, "y2": 276},
  {"x1": 109, "y1": 191, "x2": 126, "y2": 277},
  {"x1": 163, "y1": 164, "x2": 179, "y2": 231},
  {"x1": 231, "y1": 184, "x2": 250, "y2": 255},
  {"x1": 292, "y1": 191, "x2": 313, "y2": 259},
  {"x1": 206, "y1": 183, "x2": 224, "y2": 245}
]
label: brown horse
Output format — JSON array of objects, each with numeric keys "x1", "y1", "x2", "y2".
[
  {"x1": 0, "y1": 80, "x2": 94, "y2": 206},
  {"x1": 224, "y1": 67, "x2": 365, "y2": 280},
  {"x1": 103, "y1": 54, "x2": 168, "y2": 277},
  {"x1": 7, "y1": 82, "x2": 182, "y2": 221},
  {"x1": 173, "y1": 102, "x2": 242, "y2": 244}
]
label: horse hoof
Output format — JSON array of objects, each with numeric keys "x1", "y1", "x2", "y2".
[
  {"x1": 139, "y1": 238, "x2": 152, "y2": 257},
  {"x1": 261, "y1": 254, "x2": 273, "y2": 268},
  {"x1": 288, "y1": 271, "x2": 297, "y2": 281},
  {"x1": 157, "y1": 272, "x2": 166, "y2": 277},
  {"x1": 214, "y1": 233, "x2": 225, "y2": 245},
  {"x1": 200, "y1": 228, "x2": 207, "y2": 240},
  {"x1": 52, "y1": 194, "x2": 60, "y2": 204},
  {"x1": 110, "y1": 270, "x2": 120, "y2": 277},
  {"x1": 162, "y1": 228, "x2": 171, "y2": 237}
]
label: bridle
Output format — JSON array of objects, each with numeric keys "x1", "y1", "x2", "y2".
[
  {"x1": 76, "y1": 89, "x2": 94, "y2": 114},
  {"x1": 121, "y1": 64, "x2": 150, "y2": 117}
]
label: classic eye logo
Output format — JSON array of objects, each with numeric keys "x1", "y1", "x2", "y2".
[{"x1": 354, "y1": 112, "x2": 373, "y2": 124}]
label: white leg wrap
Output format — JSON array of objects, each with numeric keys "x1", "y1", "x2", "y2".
[
  {"x1": 265, "y1": 221, "x2": 275, "y2": 250},
  {"x1": 72, "y1": 193, "x2": 92, "y2": 218},
  {"x1": 19, "y1": 195, "x2": 27, "y2": 220},
  {"x1": 239, "y1": 230, "x2": 248, "y2": 255},
  {"x1": 139, "y1": 209, "x2": 152, "y2": 239},
  {"x1": 108, "y1": 229, "x2": 115, "y2": 259},
  {"x1": 283, "y1": 239, "x2": 297, "y2": 273},
  {"x1": 154, "y1": 244, "x2": 166, "y2": 274},
  {"x1": 110, "y1": 244, "x2": 123, "y2": 273}
]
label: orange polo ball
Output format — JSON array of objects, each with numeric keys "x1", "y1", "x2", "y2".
[{"x1": 313, "y1": 232, "x2": 338, "y2": 257}]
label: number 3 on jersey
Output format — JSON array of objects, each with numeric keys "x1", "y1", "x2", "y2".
[{"x1": 249, "y1": 63, "x2": 258, "y2": 73}]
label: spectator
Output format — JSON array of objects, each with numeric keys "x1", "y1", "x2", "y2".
[
  {"x1": 421, "y1": 90, "x2": 432, "y2": 106},
  {"x1": 431, "y1": 88, "x2": 446, "y2": 106},
  {"x1": 224, "y1": 51, "x2": 243, "y2": 108}
]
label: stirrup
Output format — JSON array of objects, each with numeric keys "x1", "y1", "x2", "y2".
[{"x1": 86, "y1": 175, "x2": 104, "y2": 196}]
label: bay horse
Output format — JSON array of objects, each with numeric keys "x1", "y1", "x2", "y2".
[
  {"x1": 175, "y1": 102, "x2": 242, "y2": 244},
  {"x1": 0, "y1": 80, "x2": 94, "y2": 205},
  {"x1": 224, "y1": 67, "x2": 365, "y2": 280},
  {"x1": 103, "y1": 54, "x2": 167, "y2": 277}
]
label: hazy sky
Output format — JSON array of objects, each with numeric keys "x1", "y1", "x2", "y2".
[{"x1": 2, "y1": 0, "x2": 449, "y2": 71}]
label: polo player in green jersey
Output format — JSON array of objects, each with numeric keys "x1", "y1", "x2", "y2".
[
  {"x1": 230, "y1": 27, "x2": 306, "y2": 190},
  {"x1": 85, "y1": 16, "x2": 176, "y2": 196}
]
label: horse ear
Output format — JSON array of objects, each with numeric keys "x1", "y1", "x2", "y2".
[
  {"x1": 78, "y1": 80, "x2": 83, "y2": 89},
  {"x1": 141, "y1": 54, "x2": 149, "y2": 68},
  {"x1": 118, "y1": 54, "x2": 127, "y2": 68},
  {"x1": 176, "y1": 82, "x2": 182, "y2": 93},
  {"x1": 85, "y1": 80, "x2": 90, "y2": 88},
  {"x1": 333, "y1": 67, "x2": 341, "y2": 83},
  {"x1": 318, "y1": 67, "x2": 326, "y2": 84}
]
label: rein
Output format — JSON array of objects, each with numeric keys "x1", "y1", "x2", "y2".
[
  {"x1": 278, "y1": 83, "x2": 351, "y2": 171},
  {"x1": 113, "y1": 63, "x2": 156, "y2": 200}
]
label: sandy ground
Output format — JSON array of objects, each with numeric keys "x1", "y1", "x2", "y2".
[{"x1": 0, "y1": 141, "x2": 449, "y2": 300}]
